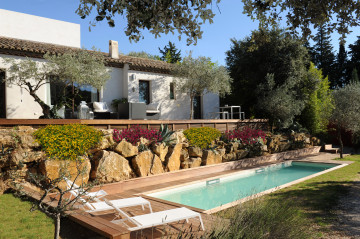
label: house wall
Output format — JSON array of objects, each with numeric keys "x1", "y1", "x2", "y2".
[
  {"x1": 101, "y1": 67, "x2": 124, "y2": 112},
  {"x1": 0, "y1": 9, "x2": 80, "y2": 48},
  {"x1": 126, "y1": 70, "x2": 220, "y2": 120},
  {"x1": 0, "y1": 54, "x2": 48, "y2": 119}
]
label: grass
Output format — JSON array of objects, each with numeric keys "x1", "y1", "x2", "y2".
[{"x1": 0, "y1": 193, "x2": 54, "y2": 239}]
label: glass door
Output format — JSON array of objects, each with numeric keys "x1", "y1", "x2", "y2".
[
  {"x1": 139, "y1": 80, "x2": 150, "y2": 104},
  {"x1": 193, "y1": 95, "x2": 202, "y2": 119}
]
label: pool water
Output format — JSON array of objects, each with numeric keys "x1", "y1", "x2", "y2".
[{"x1": 148, "y1": 161, "x2": 337, "y2": 210}]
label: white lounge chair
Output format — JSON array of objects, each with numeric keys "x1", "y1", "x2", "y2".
[
  {"x1": 65, "y1": 178, "x2": 107, "y2": 202},
  {"x1": 85, "y1": 197, "x2": 153, "y2": 213},
  {"x1": 106, "y1": 199, "x2": 205, "y2": 231}
]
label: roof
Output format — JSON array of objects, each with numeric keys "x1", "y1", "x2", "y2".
[{"x1": 0, "y1": 36, "x2": 172, "y2": 74}]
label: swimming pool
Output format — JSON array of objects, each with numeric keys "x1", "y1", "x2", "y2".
[{"x1": 147, "y1": 161, "x2": 345, "y2": 212}]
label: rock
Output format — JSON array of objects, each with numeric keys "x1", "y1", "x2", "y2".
[
  {"x1": 91, "y1": 151, "x2": 135, "y2": 183},
  {"x1": 10, "y1": 147, "x2": 45, "y2": 165},
  {"x1": 202, "y1": 150, "x2": 222, "y2": 166},
  {"x1": 114, "y1": 139, "x2": 138, "y2": 158},
  {"x1": 305, "y1": 137, "x2": 311, "y2": 144},
  {"x1": 91, "y1": 135, "x2": 114, "y2": 153},
  {"x1": 222, "y1": 152, "x2": 237, "y2": 162},
  {"x1": 165, "y1": 143, "x2": 182, "y2": 171},
  {"x1": 226, "y1": 142, "x2": 239, "y2": 153},
  {"x1": 170, "y1": 131, "x2": 187, "y2": 144},
  {"x1": 180, "y1": 149, "x2": 189, "y2": 162},
  {"x1": 217, "y1": 148, "x2": 226, "y2": 157},
  {"x1": 100, "y1": 129, "x2": 113, "y2": 136},
  {"x1": 279, "y1": 142, "x2": 291, "y2": 152},
  {"x1": 39, "y1": 158, "x2": 91, "y2": 190},
  {"x1": 181, "y1": 157, "x2": 202, "y2": 169},
  {"x1": 236, "y1": 149, "x2": 248, "y2": 159},
  {"x1": 311, "y1": 137, "x2": 321, "y2": 146},
  {"x1": 151, "y1": 143, "x2": 168, "y2": 162},
  {"x1": 16, "y1": 129, "x2": 39, "y2": 148},
  {"x1": 260, "y1": 145, "x2": 268, "y2": 152},
  {"x1": 188, "y1": 147, "x2": 203, "y2": 157},
  {"x1": 132, "y1": 150, "x2": 164, "y2": 177}
]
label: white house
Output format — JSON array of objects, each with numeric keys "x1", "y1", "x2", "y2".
[{"x1": 0, "y1": 9, "x2": 219, "y2": 120}]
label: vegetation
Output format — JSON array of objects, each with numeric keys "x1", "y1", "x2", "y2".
[
  {"x1": 183, "y1": 127, "x2": 221, "y2": 149},
  {"x1": 331, "y1": 83, "x2": 360, "y2": 158},
  {"x1": 159, "y1": 41, "x2": 182, "y2": 63},
  {"x1": 76, "y1": 0, "x2": 220, "y2": 45},
  {"x1": 222, "y1": 127, "x2": 266, "y2": 145},
  {"x1": 127, "y1": 51, "x2": 160, "y2": 60},
  {"x1": 300, "y1": 63, "x2": 334, "y2": 135},
  {"x1": 172, "y1": 54, "x2": 232, "y2": 119},
  {"x1": 113, "y1": 125, "x2": 163, "y2": 145},
  {"x1": 241, "y1": 0, "x2": 360, "y2": 42},
  {"x1": 224, "y1": 28, "x2": 309, "y2": 122},
  {"x1": 33, "y1": 124, "x2": 103, "y2": 161}
]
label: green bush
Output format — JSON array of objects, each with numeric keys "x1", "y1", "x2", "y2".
[
  {"x1": 33, "y1": 124, "x2": 102, "y2": 161},
  {"x1": 183, "y1": 127, "x2": 221, "y2": 149}
]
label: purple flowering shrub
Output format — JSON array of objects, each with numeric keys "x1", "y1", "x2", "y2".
[
  {"x1": 223, "y1": 127, "x2": 266, "y2": 145},
  {"x1": 113, "y1": 125, "x2": 162, "y2": 145}
]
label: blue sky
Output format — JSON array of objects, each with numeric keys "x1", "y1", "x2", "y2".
[{"x1": 0, "y1": 0, "x2": 359, "y2": 66}]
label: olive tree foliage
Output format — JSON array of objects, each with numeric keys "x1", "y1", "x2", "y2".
[
  {"x1": 76, "y1": 0, "x2": 220, "y2": 45},
  {"x1": 3, "y1": 50, "x2": 111, "y2": 118},
  {"x1": 256, "y1": 74, "x2": 305, "y2": 130},
  {"x1": 172, "y1": 55, "x2": 232, "y2": 119},
  {"x1": 331, "y1": 83, "x2": 360, "y2": 158},
  {"x1": 127, "y1": 51, "x2": 161, "y2": 60},
  {"x1": 241, "y1": 0, "x2": 360, "y2": 42}
]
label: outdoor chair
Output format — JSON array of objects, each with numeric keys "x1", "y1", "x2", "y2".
[
  {"x1": 85, "y1": 197, "x2": 153, "y2": 220},
  {"x1": 65, "y1": 178, "x2": 107, "y2": 202},
  {"x1": 106, "y1": 199, "x2": 205, "y2": 231},
  {"x1": 146, "y1": 102, "x2": 161, "y2": 120}
]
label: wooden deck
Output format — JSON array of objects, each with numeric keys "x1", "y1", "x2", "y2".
[{"x1": 0, "y1": 118, "x2": 269, "y2": 131}]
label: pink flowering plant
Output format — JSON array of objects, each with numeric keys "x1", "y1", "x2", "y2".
[
  {"x1": 113, "y1": 125, "x2": 162, "y2": 145},
  {"x1": 222, "y1": 127, "x2": 266, "y2": 145}
]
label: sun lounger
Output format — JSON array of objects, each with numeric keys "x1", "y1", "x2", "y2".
[
  {"x1": 65, "y1": 178, "x2": 107, "y2": 202},
  {"x1": 85, "y1": 197, "x2": 153, "y2": 213},
  {"x1": 106, "y1": 199, "x2": 205, "y2": 231}
]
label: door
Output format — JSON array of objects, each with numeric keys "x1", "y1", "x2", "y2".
[
  {"x1": 193, "y1": 95, "x2": 202, "y2": 119},
  {"x1": 139, "y1": 80, "x2": 150, "y2": 104},
  {"x1": 0, "y1": 71, "x2": 5, "y2": 118}
]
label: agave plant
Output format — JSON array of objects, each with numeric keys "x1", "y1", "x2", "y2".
[{"x1": 159, "y1": 124, "x2": 175, "y2": 145}]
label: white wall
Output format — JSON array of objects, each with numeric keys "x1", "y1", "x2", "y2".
[
  {"x1": 126, "y1": 70, "x2": 220, "y2": 120},
  {"x1": 0, "y1": 9, "x2": 80, "y2": 48},
  {"x1": 0, "y1": 54, "x2": 48, "y2": 119},
  {"x1": 101, "y1": 67, "x2": 124, "y2": 112}
]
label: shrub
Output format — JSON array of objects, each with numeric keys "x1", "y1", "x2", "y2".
[
  {"x1": 33, "y1": 124, "x2": 102, "y2": 161},
  {"x1": 183, "y1": 127, "x2": 221, "y2": 149},
  {"x1": 223, "y1": 127, "x2": 266, "y2": 145},
  {"x1": 113, "y1": 125, "x2": 162, "y2": 145}
]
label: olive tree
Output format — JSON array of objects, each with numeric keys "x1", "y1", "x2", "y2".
[
  {"x1": 331, "y1": 83, "x2": 360, "y2": 158},
  {"x1": 4, "y1": 49, "x2": 110, "y2": 118},
  {"x1": 76, "y1": 0, "x2": 220, "y2": 45},
  {"x1": 172, "y1": 55, "x2": 232, "y2": 119}
]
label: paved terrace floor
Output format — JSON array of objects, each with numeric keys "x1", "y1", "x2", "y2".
[{"x1": 58, "y1": 152, "x2": 350, "y2": 239}]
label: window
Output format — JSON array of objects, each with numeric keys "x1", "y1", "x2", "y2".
[
  {"x1": 170, "y1": 82, "x2": 175, "y2": 100},
  {"x1": 139, "y1": 80, "x2": 150, "y2": 104}
]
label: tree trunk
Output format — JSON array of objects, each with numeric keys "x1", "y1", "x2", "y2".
[
  {"x1": 337, "y1": 127, "x2": 344, "y2": 158},
  {"x1": 28, "y1": 89, "x2": 51, "y2": 118},
  {"x1": 190, "y1": 96, "x2": 194, "y2": 120},
  {"x1": 54, "y1": 213, "x2": 61, "y2": 239}
]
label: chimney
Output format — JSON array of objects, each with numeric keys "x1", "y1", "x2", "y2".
[{"x1": 109, "y1": 40, "x2": 119, "y2": 59}]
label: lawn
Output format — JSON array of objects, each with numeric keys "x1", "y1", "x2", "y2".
[
  {"x1": 1, "y1": 155, "x2": 360, "y2": 239},
  {"x1": 0, "y1": 193, "x2": 54, "y2": 239}
]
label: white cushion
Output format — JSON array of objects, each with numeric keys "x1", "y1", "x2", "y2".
[{"x1": 93, "y1": 102, "x2": 108, "y2": 112}]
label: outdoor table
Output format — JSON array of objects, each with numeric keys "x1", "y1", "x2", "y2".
[{"x1": 218, "y1": 106, "x2": 245, "y2": 119}]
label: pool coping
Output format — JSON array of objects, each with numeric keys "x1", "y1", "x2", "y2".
[{"x1": 141, "y1": 160, "x2": 348, "y2": 214}]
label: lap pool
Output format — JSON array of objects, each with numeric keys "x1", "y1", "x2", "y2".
[{"x1": 147, "y1": 161, "x2": 345, "y2": 211}]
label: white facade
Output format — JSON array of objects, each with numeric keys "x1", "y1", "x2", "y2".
[{"x1": 0, "y1": 9, "x2": 80, "y2": 48}]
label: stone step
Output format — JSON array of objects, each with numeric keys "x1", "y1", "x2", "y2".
[{"x1": 324, "y1": 144, "x2": 333, "y2": 150}]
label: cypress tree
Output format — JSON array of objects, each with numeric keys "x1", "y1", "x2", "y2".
[
  {"x1": 334, "y1": 43, "x2": 348, "y2": 87},
  {"x1": 159, "y1": 41, "x2": 182, "y2": 63},
  {"x1": 348, "y1": 36, "x2": 360, "y2": 83}
]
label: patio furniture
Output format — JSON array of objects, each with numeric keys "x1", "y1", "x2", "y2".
[
  {"x1": 89, "y1": 102, "x2": 116, "y2": 119},
  {"x1": 85, "y1": 197, "x2": 153, "y2": 215},
  {"x1": 218, "y1": 105, "x2": 245, "y2": 119},
  {"x1": 146, "y1": 102, "x2": 161, "y2": 120},
  {"x1": 209, "y1": 110, "x2": 229, "y2": 119},
  {"x1": 106, "y1": 199, "x2": 205, "y2": 231},
  {"x1": 118, "y1": 102, "x2": 146, "y2": 119},
  {"x1": 65, "y1": 178, "x2": 107, "y2": 202}
]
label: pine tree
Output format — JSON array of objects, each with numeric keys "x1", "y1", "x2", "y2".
[
  {"x1": 334, "y1": 43, "x2": 348, "y2": 87},
  {"x1": 348, "y1": 36, "x2": 360, "y2": 83},
  {"x1": 159, "y1": 41, "x2": 182, "y2": 63},
  {"x1": 351, "y1": 68, "x2": 359, "y2": 83},
  {"x1": 312, "y1": 25, "x2": 336, "y2": 88}
]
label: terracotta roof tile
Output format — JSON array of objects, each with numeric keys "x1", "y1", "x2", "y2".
[{"x1": 0, "y1": 36, "x2": 172, "y2": 74}]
